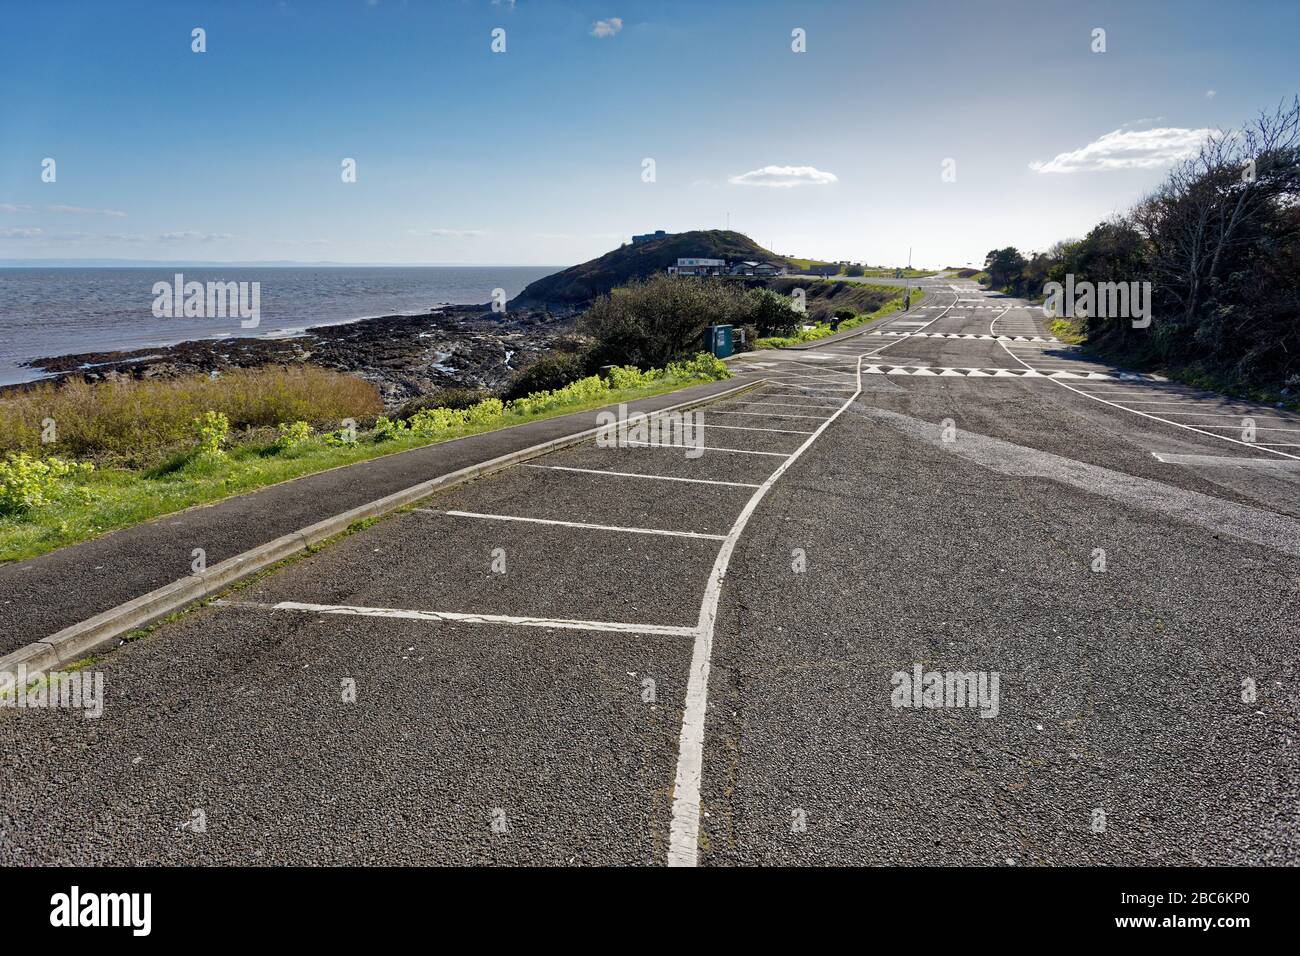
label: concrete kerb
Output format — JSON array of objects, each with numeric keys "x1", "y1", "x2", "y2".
[{"x1": 0, "y1": 378, "x2": 765, "y2": 683}]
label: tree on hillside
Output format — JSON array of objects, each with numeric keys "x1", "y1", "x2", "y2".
[
  {"x1": 984, "y1": 247, "x2": 1027, "y2": 291},
  {"x1": 579, "y1": 275, "x2": 744, "y2": 368}
]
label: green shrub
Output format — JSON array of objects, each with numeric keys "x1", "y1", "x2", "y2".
[
  {"x1": 323, "y1": 421, "x2": 359, "y2": 446},
  {"x1": 408, "y1": 406, "x2": 468, "y2": 436},
  {"x1": 665, "y1": 353, "x2": 731, "y2": 381},
  {"x1": 273, "y1": 420, "x2": 313, "y2": 451},
  {"x1": 464, "y1": 397, "x2": 506, "y2": 426},
  {"x1": 502, "y1": 354, "x2": 590, "y2": 402},
  {"x1": 396, "y1": 388, "x2": 494, "y2": 420},
  {"x1": 192, "y1": 411, "x2": 230, "y2": 458},
  {"x1": 371, "y1": 416, "x2": 408, "y2": 442},
  {"x1": 0, "y1": 453, "x2": 93, "y2": 515},
  {"x1": 0, "y1": 366, "x2": 382, "y2": 464}
]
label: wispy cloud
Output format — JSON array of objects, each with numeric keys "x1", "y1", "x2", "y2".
[
  {"x1": 728, "y1": 165, "x2": 839, "y2": 188},
  {"x1": 158, "y1": 231, "x2": 237, "y2": 242},
  {"x1": 407, "y1": 228, "x2": 488, "y2": 239},
  {"x1": 47, "y1": 204, "x2": 128, "y2": 217},
  {"x1": 0, "y1": 203, "x2": 34, "y2": 213},
  {"x1": 1205, "y1": 89, "x2": 1217, "y2": 99},
  {"x1": 1029, "y1": 126, "x2": 1215, "y2": 174},
  {"x1": 591, "y1": 17, "x2": 623, "y2": 38},
  {"x1": 0, "y1": 227, "x2": 42, "y2": 238}
]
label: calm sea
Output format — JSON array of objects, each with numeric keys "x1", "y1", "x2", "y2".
[{"x1": 0, "y1": 266, "x2": 555, "y2": 385}]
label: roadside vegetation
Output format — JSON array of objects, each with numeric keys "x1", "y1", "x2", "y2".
[
  {"x1": 982, "y1": 98, "x2": 1300, "y2": 405},
  {"x1": 756, "y1": 286, "x2": 927, "y2": 348},
  {"x1": 0, "y1": 354, "x2": 730, "y2": 562}
]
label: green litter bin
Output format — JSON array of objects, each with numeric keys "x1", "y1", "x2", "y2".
[{"x1": 704, "y1": 324, "x2": 734, "y2": 359}]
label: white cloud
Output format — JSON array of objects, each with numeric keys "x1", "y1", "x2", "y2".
[
  {"x1": 591, "y1": 18, "x2": 623, "y2": 38},
  {"x1": 1029, "y1": 126, "x2": 1215, "y2": 174},
  {"x1": 0, "y1": 227, "x2": 42, "y2": 238},
  {"x1": 0, "y1": 203, "x2": 33, "y2": 213},
  {"x1": 407, "y1": 228, "x2": 488, "y2": 239},
  {"x1": 158, "y1": 231, "x2": 237, "y2": 241},
  {"x1": 1205, "y1": 89, "x2": 1217, "y2": 99},
  {"x1": 492, "y1": 0, "x2": 517, "y2": 8},
  {"x1": 47, "y1": 204, "x2": 127, "y2": 217},
  {"x1": 728, "y1": 165, "x2": 839, "y2": 188}
]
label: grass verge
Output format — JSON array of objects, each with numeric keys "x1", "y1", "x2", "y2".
[
  {"x1": 755, "y1": 286, "x2": 927, "y2": 349},
  {"x1": 0, "y1": 356, "x2": 731, "y2": 563}
]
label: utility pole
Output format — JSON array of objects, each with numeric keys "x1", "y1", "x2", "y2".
[{"x1": 904, "y1": 246, "x2": 912, "y2": 311}]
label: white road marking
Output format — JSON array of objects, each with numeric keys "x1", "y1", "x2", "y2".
[
  {"x1": 992, "y1": 314, "x2": 1300, "y2": 461},
  {"x1": 523, "y1": 464, "x2": 762, "y2": 488},
  {"x1": 1151, "y1": 452, "x2": 1300, "y2": 470},
  {"x1": 721, "y1": 401, "x2": 841, "y2": 411},
  {"x1": 709, "y1": 410, "x2": 832, "y2": 421},
  {"x1": 770, "y1": 381, "x2": 857, "y2": 389},
  {"x1": 668, "y1": 350, "x2": 867, "y2": 868},
  {"x1": 421, "y1": 509, "x2": 727, "y2": 540},
  {"x1": 215, "y1": 599, "x2": 698, "y2": 637},
  {"x1": 696, "y1": 423, "x2": 816, "y2": 435},
  {"x1": 620, "y1": 440, "x2": 791, "y2": 457}
]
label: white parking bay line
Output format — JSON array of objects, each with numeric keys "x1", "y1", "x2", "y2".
[
  {"x1": 709, "y1": 410, "x2": 831, "y2": 422},
  {"x1": 697, "y1": 423, "x2": 816, "y2": 435},
  {"x1": 722, "y1": 401, "x2": 839, "y2": 411},
  {"x1": 524, "y1": 464, "x2": 762, "y2": 488},
  {"x1": 215, "y1": 599, "x2": 699, "y2": 638},
  {"x1": 421, "y1": 509, "x2": 727, "y2": 541},
  {"x1": 621, "y1": 440, "x2": 791, "y2": 457},
  {"x1": 993, "y1": 338, "x2": 1300, "y2": 461},
  {"x1": 1151, "y1": 452, "x2": 1300, "y2": 470},
  {"x1": 669, "y1": 352, "x2": 865, "y2": 868}
]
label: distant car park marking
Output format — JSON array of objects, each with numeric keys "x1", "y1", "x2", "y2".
[
  {"x1": 214, "y1": 599, "x2": 700, "y2": 637},
  {"x1": 694, "y1": 423, "x2": 816, "y2": 435},
  {"x1": 721, "y1": 401, "x2": 841, "y2": 412},
  {"x1": 864, "y1": 330, "x2": 1059, "y2": 343},
  {"x1": 1170, "y1": 423, "x2": 1300, "y2": 434},
  {"x1": 669, "y1": 350, "x2": 870, "y2": 868},
  {"x1": 991, "y1": 316, "x2": 1300, "y2": 461},
  {"x1": 419, "y1": 509, "x2": 728, "y2": 541},
  {"x1": 770, "y1": 381, "x2": 857, "y2": 390},
  {"x1": 523, "y1": 464, "x2": 763, "y2": 488},
  {"x1": 1151, "y1": 452, "x2": 1300, "y2": 470},
  {"x1": 619, "y1": 439, "x2": 791, "y2": 457},
  {"x1": 708, "y1": 409, "x2": 831, "y2": 421}
]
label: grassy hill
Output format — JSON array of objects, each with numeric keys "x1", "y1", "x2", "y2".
[{"x1": 511, "y1": 230, "x2": 789, "y2": 307}]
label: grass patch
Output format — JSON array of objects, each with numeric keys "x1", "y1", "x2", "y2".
[
  {"x1": 1050, "y1": 318, "x2": 1088, "y2": 345},
  {"x1": 0, "y1": 366, "x2": 383, "y2": 466},
  {"x1": 755, "y1": 286, "x2": 927, "y2": 349},
  {"x1": 0, "y1": 356, "x2": 732, "y2": 563}
]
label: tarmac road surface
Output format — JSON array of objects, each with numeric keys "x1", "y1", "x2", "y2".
[{"x1": 2, "y1": 280, "x2": 1296, "y2": 866}]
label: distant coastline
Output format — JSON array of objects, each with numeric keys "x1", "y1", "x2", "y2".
[{"x1": 0, "y1": 265, "x2": 559, "y2": 389}]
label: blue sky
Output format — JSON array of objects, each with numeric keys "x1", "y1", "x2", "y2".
[{"x1": 1, "y1": 0, "x2": 1297, "y2": 268}]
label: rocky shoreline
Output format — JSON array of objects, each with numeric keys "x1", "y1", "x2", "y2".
[{"x1": 10, "y1": 303, "x2": 580, "y2": 407}]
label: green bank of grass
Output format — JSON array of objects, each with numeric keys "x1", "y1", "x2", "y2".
[
  {"x1": 0, "y1": 357, "x2": 731, "y2": 563},
  {"x1": 1050, "y1": 318, "x2": 1088, "y2": 345},
  {"x1": 755, "y1": 286, "x2": 927, "y2": 349}
]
